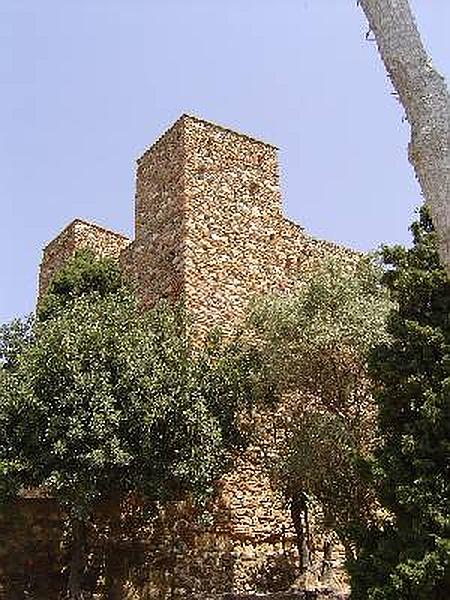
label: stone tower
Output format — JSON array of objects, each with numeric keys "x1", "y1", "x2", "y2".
[
  {"x1": 122, "y1": 115, "x2": 286, "y2": 332},
  {"x1": 40, "y1": 115, "x2": 345, "y2": 335}
]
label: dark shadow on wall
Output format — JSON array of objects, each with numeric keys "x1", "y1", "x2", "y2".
[
  {"x1": 0, "y1": 498, "x2": 64, "y2": 600},
  {"x1": 125, "y1": 495, "x2": 237, "y2": 599},
  {"x1": 0, "y1": 492, "x2": 237, "y2": 600},
  {"x1": 251, "y1": 553, "x2": 298, "y2": 594},
  {"x1": 0, "y1": 494, "x2": 347, "y2": 600}
]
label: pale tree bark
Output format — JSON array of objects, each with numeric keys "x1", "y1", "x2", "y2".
[{"x1": 359, "y1": 0, "x2": 450, "y2": 274}]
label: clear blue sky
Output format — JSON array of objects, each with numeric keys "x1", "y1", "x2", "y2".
[{"x1": 1, "y1": 1, "x2": 449, "y2": 323}]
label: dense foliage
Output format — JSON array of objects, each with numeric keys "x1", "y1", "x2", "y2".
[
  {"x1": 0, "y1": 315, "x2": 33, "y2": 371},
  {"x1": 0, "y1": 250, "x2": 259, "y2": 598},
  {"x1": 248, "y1": 257, "x2": 391, "y2": 560},
  {"x1": 349, "y1": 207, "x2": 450, "y2": 599}
]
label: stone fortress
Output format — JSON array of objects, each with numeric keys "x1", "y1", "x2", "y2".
[
  {"x1": 3, "y1": 115, "x2": 355, "y2": 599},
  {"x1": 39, "y1": 114, "x2": 352, "y2": 335}
]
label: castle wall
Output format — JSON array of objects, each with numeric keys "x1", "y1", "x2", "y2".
[
  {"x1": 180, "y1": 116, "x2": 356, "y2": 336},
  {"x1": 182, "y1": 116, "x2": 283, "y2": 334},
  {"x1": 0, "y1": 452, "x2": 347, "y2": 599},
  {"x1": 121, "y1": 118, "x2": 188, "y2": 308},
  {"x1": 0, "y1": 497, "x2": 63, "y2": 600},
  {"x1": 38, "y1": 219, "x2": 130, "y2": 300},
  {"x1": 38, "y1": 223, "x2": 77, "y2": 301}
]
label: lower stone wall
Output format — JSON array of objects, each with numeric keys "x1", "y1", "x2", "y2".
[
  {"x1": 0, "y1": 450, "x2": 348, "y2": 599},
  {"x1": 0, "y1": 498, "x2": 63, "y2": 600},
  {"x1": 224, "y1": 594, "x2": 348, "y2": 600}
]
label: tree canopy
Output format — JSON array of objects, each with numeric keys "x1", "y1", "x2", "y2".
[
  {"x1": 349, "y1": 206, "x2": 450, "y2": 600},
  {"x1": 248, "y1": 256, "x2": 391, "y2": 565},
  {"x1": 0, "y1": 249, "x2": 258, "y2": 599}
]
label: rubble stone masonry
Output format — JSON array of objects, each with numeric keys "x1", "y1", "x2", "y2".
[
  {"x1": 12, "y1": 115, "x2": 356, "y2": 599},
  {"x1": 39, "y1": 218, "x2": 131, "y2": 300}
]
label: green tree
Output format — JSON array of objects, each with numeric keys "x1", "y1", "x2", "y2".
[
  {"x1": 38, "y1": 246, "x2": 128, "y2": 321},
  {"x1": 248, "y1": 256, "x2": 391, "y2": 567},
  {"x1": 349, "y1": 206, "x2": 450, "y2": 599},
  {"x1": 0, "y1": 250, "x2": 256, "y2": 600},
  {"x1": 0, "y1": 315, "x2": 33, "y2": 371}
]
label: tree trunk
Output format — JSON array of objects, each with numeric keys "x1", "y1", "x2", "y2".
[
  {"x1": 105, "y1": 547, "x2": 127, "y2": 600},
  {"x1": 290, "y1": 490, "x2": 310, "y2": 572},
  {"x1": 320, "y1": 534, "x2": 333, "y2": 580},
  {"x1": 68, "y1": 518, "x2": 87, "y2": 600},
  {"x1": 105, "y1": 498, "x2": 127, "y2": 600},
  {"x1": 359, "y1": 0, "x2": 450, "y2": 274}
]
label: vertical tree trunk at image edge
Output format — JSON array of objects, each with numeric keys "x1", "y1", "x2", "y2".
[{"x1": 359, "y1": 0, "x2": 450, "y2": 274}]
